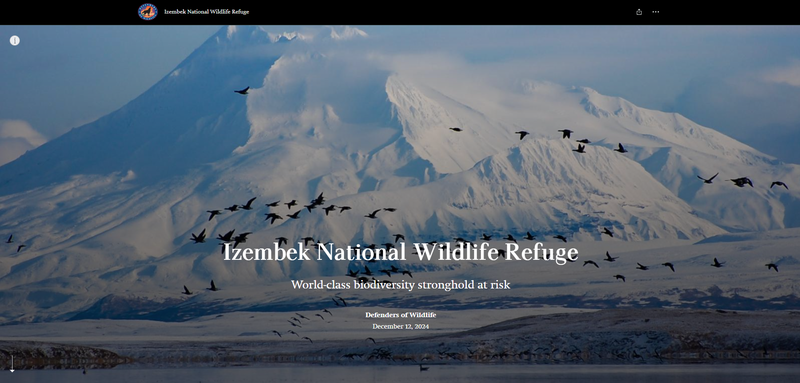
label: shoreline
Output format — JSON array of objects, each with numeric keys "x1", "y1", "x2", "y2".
[{"x1": 3, "y1": 308, "x2": 800, "y2": 369}]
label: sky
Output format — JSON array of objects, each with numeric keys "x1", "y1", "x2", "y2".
[{"x1": 1, "y1": 25, "x2": 799, "y2": 164}]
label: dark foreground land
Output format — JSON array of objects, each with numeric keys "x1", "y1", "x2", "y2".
[{"x1": 2, "y1": 308, "x2": 800, "y2": 369}]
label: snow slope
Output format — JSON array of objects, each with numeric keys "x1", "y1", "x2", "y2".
[{"x1": 0, "y1": 26, "x2": 798, "y2": 323}]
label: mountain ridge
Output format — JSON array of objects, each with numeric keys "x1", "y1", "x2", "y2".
[{"x1": 0, "y1": 25, "x2": 798, "y2": 323}]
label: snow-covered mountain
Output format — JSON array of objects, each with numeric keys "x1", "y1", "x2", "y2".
[{"x1": 0, "y1": 26, "x2": 798, "y2": 323}]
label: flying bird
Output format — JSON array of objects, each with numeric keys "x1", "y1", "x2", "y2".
[
  {"x1": 224, "y1": 204, "x2": 240, "y2": 212},
  {"x1": 366, "y1": 337, "x2": 376, "y2": 344},
  {"x1": 515, "y1": 131, "x2": 529, "y2": 140},
  {"x1": 323, "y1": 205, "x2": 337, "y2": 215},
  {"x1": 553, "y1": 235, "x2": 568, "y2": 243},
  {"x1": 613, "y1": 274, "x2": 626, "y2": 282},
  {"x1": 272, "y1": 331, "x2": 282, "y2": 337},
  {"x1": 402, "y1": 270, "x2": 413, "y2": 278},
  {"x1": 265, "y1": 213, "x2": 283, "y2": 224},
  {"x1": 603, "y1": 251, "x2": 618, "y2": 262},
  {"x1": 285, "y1": 200, "x2": 298, "y2": 209},
  {"x1": 771, "y1": 181, "x2": 788, "y2": 190},
  {"x1": 601, "y1": 227, "x2": 613, "y2": 237},
  {"x1": 524, "y1": 232, "x2": 536, "y2": 240},
  {"x1": 613, "y1": 143, "x2": 628, "y2": 153},
  {"x1": 573, "y1": 144, "x2": 586, "y2": 153},
  {"x1": 265, "y1": 200, "x2": 280, "y2": 207},
  {"x1": 276, "y1": 237, "x2": 288, "y2": 247},
  {"x1": 207, "y1": 280, "x2": 219, "y2": 291},
  {"x1": 217, "y1": 229, "x2": 235, "y2": 242},
  {"x1": 584, "y1": 260, "x2": 599, "y2": 268},
  {"x1": 365, "y1": 209, "x2": 380, "y2": 219},
  {"x1": 312, "y1": 192, "x2": 325, "y2": 205},
  {"x1": 766, "y1": 263, "x2": 779, "y2": 272},
  {"x1": 505, "y1": 234, "x2": 516, "y2": 243},
  {"x1": 558, "y1": 129, "x2": 573, "y2": 139},
  {"x1": 16, "y1": 244, "x2": 26, "y2": 252},
  {"x1": 636, "y1": 263, "x2": 649, "y2": 271},
  {"x1": 241, "y1": 197, "x2": 257, "y2": 210},
  {"x1": 5, "y1": 235, "x2": 11, "y2": 243},
  {"x1": 729, "y1": 177, "x2": 753, "y2": 188},
  {"x1": 234, "y1": 86, "x2": 250, "y2": 95},
  {"x1": 662, "y1": 262, "x2": 675, "y2": 272},
  {"x1": 339, "y1": 206, "x2": 352, "y2": 213},
  {"x1": 449, "y1": 127, "x2": 463, "y2": 132},
  {"x1": 302, "y1": 337, "x2": 313, "y2": 343},
  {"x1": 232, "y1": 232, "x2": 251, "y2": 248},
  {"x1": 234, "y1": 232, "x2": 251, "y2": 242},
  {"x1": 190, "y1": 229, "x2": 207, "y2": 244},
  {"x1": 206, "y1": 210, "x2": 223, "y2": 221},
  {"x1": 394, "y1": 234, "x2": 405, "y2": 243},
  {"x1": 323, "y1": 309, "x2": 333, "y2": 316},
  {"x1": 711, "y1": 258, "x2": 724, "y2": 268},
  {"x1": 287, "y1": 211, "x2": 301, "y2": 219},
  {"x1": 576, "y1": 139, "x2": 591, "y2": 144},
  {"x1": 697, "y1": 173, "x2": 719, "y2": 184},
  {"x1": 481, "y1": 234, "x2": 492, "y2": 241},
  {"x1": 182, "y1": 285, "x2": 193, "y2": 295},
  {"x1": 383, "y1": 208, "x2": 397, "y2": 212}
]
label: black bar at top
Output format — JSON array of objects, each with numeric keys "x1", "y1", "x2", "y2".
[{"x1": 1, "y1": 4, "x2": 797, "y2": 25}]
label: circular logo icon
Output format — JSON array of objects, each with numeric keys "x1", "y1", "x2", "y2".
[{"x1": 138, "y1": 4, "x2": 157, "y2": 20}]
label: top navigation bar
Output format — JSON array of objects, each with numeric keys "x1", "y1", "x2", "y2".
[{"x1": 1, "y1": 4, "x2": 797, "y2": 25}]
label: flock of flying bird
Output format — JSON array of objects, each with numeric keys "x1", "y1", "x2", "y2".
[
  {"x1": 172, "y1": 116, "x2": 790, "y2": 352},
  {"x1": 176, "y1": 113, "x2": 792, "y2": 305},
  {"x1": 3, "y1": 86, "x2": 793, "y2": 302},
  {"x1": 696, "y1": 172, "x2": 788, "y2": 190},
  {"x1": 0, "y1": 85, "x2": 793, "y2": 358},
  {"x1": 447, "y1": 126, "x2": 790, "y2": 280},
  {"x1": 185, "y1": 182, "x2": 408, "y2": 295},
  {"x1": 4, "y1": 235, "x2": 25, "y2": 253},
  {"x1": 271, "y1": 302, "x2": 339, "y2": 344}
]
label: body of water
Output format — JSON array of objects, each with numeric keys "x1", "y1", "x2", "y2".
[{"x1": 3, "y1": 364, "x2": 800, "y2": 383}]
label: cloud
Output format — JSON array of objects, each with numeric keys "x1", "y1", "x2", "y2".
[
  {"x1": 121, "y1": 169, "x2": 137, "y2": 182},
  {"x1": 761, "y1": 59, "x2": 800, "y2": 87},
  {"x1": 668, "y1": 69, "x2": 800, "y2": 163},
  {"x1": 671, "y1": 71, "x2": 800, "y2": 131},
  {"x1": 327, "y1": 26, "x2": 368, "y2": 41},
  {"x1": 0, "y1": 120, "x2": 47, "y2": 166}
]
